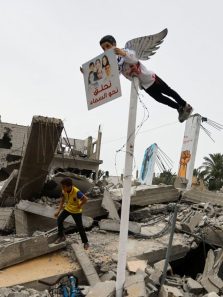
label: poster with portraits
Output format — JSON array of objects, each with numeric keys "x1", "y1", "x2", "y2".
[{"x1": 82, "y1": 49, "x2": 122, "y2": 110}]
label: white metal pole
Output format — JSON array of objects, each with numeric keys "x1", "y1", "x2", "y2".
[
  {"x1": 186, "y1": 115, "x2": 202, "y2": 189},
  {"x1": 116, "y1": 76, "x2": 139, "y2": 297}
]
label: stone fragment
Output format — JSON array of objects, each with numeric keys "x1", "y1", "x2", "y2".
[
  {"x1": 124, "y1": 274, "x2": 147, "y2": 297},
  {"x1": 127, "y1": 260, "x2": 147, "y2": 273},
  {"x1": 86, "y1": 281, "x2": 115, "y2": 297}
]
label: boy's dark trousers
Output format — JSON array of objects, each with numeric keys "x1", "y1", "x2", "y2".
[
  {"x1": 144, "y1": 75, "x2": 186, "y2": 110},
  {"x1": 57, "y1": 209, "x2": 88, "y2": 244}
]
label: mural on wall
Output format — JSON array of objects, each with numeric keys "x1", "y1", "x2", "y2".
[{"x1": 139, "y1": 143, "x2": 158, "y2": 185}]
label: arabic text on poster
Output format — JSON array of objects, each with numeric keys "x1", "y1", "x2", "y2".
[{"x1": 82, "y1": 49, "x2": 122, "y2": 110}]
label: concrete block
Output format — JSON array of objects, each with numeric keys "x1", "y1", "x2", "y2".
[
  {"x1": 159, "y1": 285, "x2": 183, "y2": 297},
  {"x1": 14, "y1": 116, "x2": 63, "y2": 201},
  {"x1": 101, "y1": 189, "x2": 119, "y2": 220},
  {"x1": 183, "y1": 189, "x2": 223, "y2": 207},
  {"x1": 0, "y1": 207, "x2": 14, "y2": 232},
  {"x1": 99, "y1": 219, "x2": 141, "y2": 234},
  {"x1": 0, "y1": 169, "x2": 18, "y2": 206},
  {"x1": 181, "y1": 211, "x2": 203, "y2": 233},
  {"x1": 71, "y1": 243, "x2": 100, "y2": 286},
  {"x1": 86, "y1": 281, "x2": 115, "y2": 297},
  {"x1": 149, "y1": 269, "x2": 162, "y2": 285},
  {"x1": 202, "y1": 226, "x2": 223, "y2": 247},
  {"x1": 146, "y1": 281, "x2": 158, "y2": 297},
  {"x1": 153, "y1": 259, "x2": 172, "y2": 274},
  {"x1": 124, "y1": 274, "x2": 147, "y2": 297},
  {"x1": 127, "y1": 260, "x2": 147, "y2": 273},
  {"x1": 15, "y1": 200, "x2": 93, "y2": 235},
  {"x1": 186, "y1": 277, "x2": 203, "y2": 294},
  {"x1": 100, "y1": 271, "x2": 116, "y2": 282},
  {"x1": 0, "y1": 233, "x2": 66, "y2": 269},
  {"x1": 203, "y1": 293, "x2": 220, "y2": 297},
  {"x1": 110, "y1": 185, "x2": 179, "y2": 206}
]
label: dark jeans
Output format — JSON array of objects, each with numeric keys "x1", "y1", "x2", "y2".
[
  {"x1": 144, "y1": 75, "x2": 186, "y2": 110},
  {"x1": 57, "y1": 209, "x2": 88, "y2": 244}
]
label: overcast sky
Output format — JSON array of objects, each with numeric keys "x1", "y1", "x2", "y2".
[{"x1": 0, "y1": 0, "x2": 222, "y2": 176}]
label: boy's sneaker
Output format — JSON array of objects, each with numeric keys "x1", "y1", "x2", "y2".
[
  {"x1": 54, "y1": 235, "x2": 66, "y2": 244},
  {"x1": 84, "y1": 242, "x2": 89, "y2": 250},
  {"x1": 178, "y1": 103, "x2": 193, "y2": 123}
]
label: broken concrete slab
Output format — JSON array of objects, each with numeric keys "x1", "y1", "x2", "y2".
[
  {"x1": 200, "y1": 277, "x2": 220, "y2": 294},
  {"x1": 127, "y1": 260, "x2": 147, "y2": 273},
  {"x1": 203, "y1": 293, "x2": 220, "y2": 297},
  {"x1": 153, "y1": 259, "x2": 172, "y2": 274},
  {"x1": 183, "y1": 189, "x2": 223, "y2": 207},
  {"x1": 51, "y1": 171, "x2": 94, "y2": 195},
  {"x1": 186, "y1": 277, "x2": 203, "y2": 294},
  {"x1": 101, "y1": 189, "x2": 119, "y2": 220},
  {"x1": 199, "y1": 248, "x2": 223, "y2": 294},
  {"x1": 17, "y1": 198, "x2": 105, "y2": 221},
  {"x1": 110, "y1": 233, "x2": 190, "y2": 265},
  {"x1": 15, "y1": 200, "x2": 93, "y2": 235},
  {"x1": 110, "y1": 185, "x2": 179, "y2": 206},
  {"x1": 180, "y1": 211, "x2": 203, "y2": 233},
  {"x1": 0, "y1": 121, "x2": 28, "y2": 181},
  {"x1": 0, "y1": 251, "x2": 84, "y2": 290},
  {"x1": 0, "y1": 286, "x2": 49, "y2": 297},
  {"x1": 100, "y1": 271, "x2": 116, "y2": 282},
  {"x1": 0, "y1": 233, "x2": 66, "y2": 270},
  {"x1": 0, "y1": 169, "x2": 18, "y2": 206},
  {"x1": 0, "y1": 207, "x2": 14, "y2": 233},
  {"x1": 149, "y1": 269, "x2": 163, "y2": 286},
  {"x1": 124, "y1": 274, "x2": 147, "y2": 297},
  {"x1": 99, "y1": 219, "x2": 141, "y2": 234},
  {"x1": 71, "y1": 243, "x2": 100, "y2": 286},
  {"x1": 159, "y1": 285, "x2": 184, "y2": 297},
  {"x1": 202, "y1": 226, "x2": 223, "y2": 247},
  {"x1": 86, "y1": 281, "x2": 115, "y2": 297},
  {"x1": 14, "y1": 116, "x2": 64, "y2": 201}
]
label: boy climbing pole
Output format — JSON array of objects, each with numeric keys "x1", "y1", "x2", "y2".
[{"x1": 98, "y1": 29, "x2": 193, "y2": 123}]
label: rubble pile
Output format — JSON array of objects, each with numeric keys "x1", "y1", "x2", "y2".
[
  {"x1": 1, "y1": 117, "x2": 223, "y2": 296},
  {"x1": 175, "y1": 201, "x2": 223, "y2": 247},
  {"x1": 0, "y1": 285, "x2": 49, "y2": 297},
  {"x1": 1, "y1": 191, "x2": 223, "y2": 296}
]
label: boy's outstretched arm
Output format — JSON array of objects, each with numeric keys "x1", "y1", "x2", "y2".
[
  {"x1": 114, "y1": 48, "x2": 126, "y2": 57},
  {"x1": 115, "y1": 47, "x2": 138, "y2": 64}
]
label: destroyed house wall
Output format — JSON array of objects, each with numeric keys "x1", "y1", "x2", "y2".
[
  {"x1": 58, "y1": 133, "x2": 102, "y2": 161},
  {"x1": 0, "y1": 120, "x2": 102, "y2": 183},
  {"x1": 0, "y1": 123, "x2": 29, "y2": 180},
  {"x1": 0, "y1": 122, "x2": 28, "y2": 155}
]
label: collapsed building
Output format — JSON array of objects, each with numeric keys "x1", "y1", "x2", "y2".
[
  {"x1": 0, "y1": 116, "x2": 102, "y2": 181},
  {"x1": 0, "y1": 116, "x2": 223, "y2": 297}
]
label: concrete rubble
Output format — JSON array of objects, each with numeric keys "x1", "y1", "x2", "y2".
[
  {"x1": 14, "y1": 116, "x2": 64, "y2": 201},
  {"x1": 99, "y1": 219, "x2": 141, "y2": 234},
  {"x1": 1, "y1": 183, "x2": 223, "y2": 296},
  {"x1": 0, "y1": 207, "x2": 14, "y2": 233},
  {"x1": 1, "y1": 117, "x2": 223, "y2": 296},
  {"x1": 71, "y1": 242, "x2": 100, "y2": 286},
  {"x1": 0, "y1": 285, "x2": 49, "y2": 297},
  {"x1": 0, "y1": 169, "x2": 18, "y2": 206},
  {"x1": 0, "y1": 231, "x2": 66, "y2": 269}
]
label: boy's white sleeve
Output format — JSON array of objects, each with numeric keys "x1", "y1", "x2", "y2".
[{"x1": 124, "y1": 49, "x2": 139, "y2": 64}]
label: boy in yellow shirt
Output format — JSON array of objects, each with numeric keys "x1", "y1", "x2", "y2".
[{"x1": 54, "y1": 177, "x2": 89, "y2": 249}]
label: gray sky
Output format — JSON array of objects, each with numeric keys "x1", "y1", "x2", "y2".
[{"x1": 0, "y1": 0, "x2": 222, "y2": 176}]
